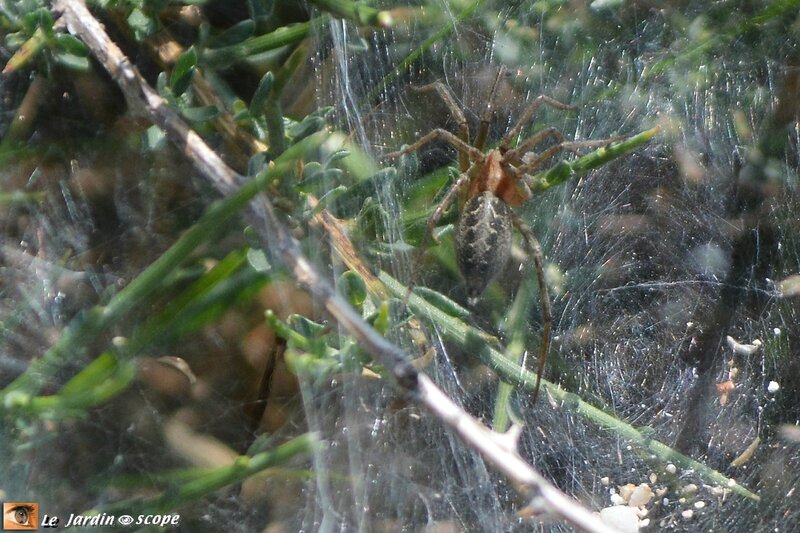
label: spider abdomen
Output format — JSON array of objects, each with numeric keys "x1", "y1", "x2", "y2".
[{"x1": 455, "y1": 191, "x2": 513, "y2": 305}]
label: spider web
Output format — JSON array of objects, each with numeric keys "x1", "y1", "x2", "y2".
[
  {"x1": 1, "y1": 1, "x2": 798, "y2": 532},
  {"x1": 295, "y1": 1, "x2": 800, "y2": 531}
]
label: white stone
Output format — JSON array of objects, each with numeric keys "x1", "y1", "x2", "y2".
[{"x1": 600, "y1": 505, "x2": 640, "y2": 533}]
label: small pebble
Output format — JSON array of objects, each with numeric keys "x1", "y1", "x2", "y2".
[
  {"x1": 601, "y1": 477, "x2": 610, "y2": 486},
  {"x1": 619, "y1": 484, "x2": 636, "y2": 502},
  {"x1": 694, "y1": 501, "x2": 706, "y2": 509},
  {"x1": 599, "y1": 506, "x2": 640, "y2": 533},
  {"x1": 768, "y1": 381, "x2": 780, "y2": 393},
  {"x1": 665, "y1": 464, "x2": 677, "y2": 474},
  {"x1": 629, "y1": 484, "x2": 654, "y2": 507},
  {"x1": 682, "y1": 510, "x2": 694, "y2": 519},
  {"x1": 649, "y1": 473, "x2": 657, "y2": 484},
  {"x1": 681, "y1": 483, "x2": 698, "y2": 497}
]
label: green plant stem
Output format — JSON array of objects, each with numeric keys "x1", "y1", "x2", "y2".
[
  {"x1": 491, "y1": 277, "x2": 533, "y2": 432},
  {"x1": 202, "y1": 19, "x2": 324, "y2": 67},
  {"x1": 266, "y1": 42, "x2": 310, "y2": 157},
  {"x1": 97, "y1": 433, "x2": 319, "y2": 514},
  {"x1": 307, "y1": 0, "x2": 393, "y2": 27},
  {"x1": 529, "y1": 126, "x2": 660, "y2": 194},
  {"x1": 378, "y1": 271, "x2": 760, "y2": 502},
  {"x1": 0, "y1": 132, "x2": 326, "y2": 406},
  {"x1": 0, "y1": 190, "x2": 45, "y2": 205},
  {"x1": 27, "y1": 352, "x2": 136, "y2": 416}
]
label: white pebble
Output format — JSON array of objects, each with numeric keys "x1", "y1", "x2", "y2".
[
  {"x1": 629, "y1": 484, "x2": 654, "y2": 507},
  {"x1": 681, "y1": 483, "x2": 698, "y2": 497},
  {"x1": 774, "y1": 328, "x2": 781, "y2": 336},
  {"x1": 611, "y1": 493, "x2": 626, "y2": 505},
  {"x1": 619, "y1": 483, "x2": 636, "y2": 502},
  {"x1": 682, "y1": 510, "x2": 694, "y2": 519},
  {"x1": 694, "y1": 501, "x2": 706, "y2": 509},
  {"x1": 599, "y1": 505, "x2": 640, "y2": 533},
  {"x1": 768, "y1": 381, "x2": 780, "y2": 393},
  {"x1": 649, "y1": 473, "x2": 658, "y2": 484},
  {"x1": 666, "y1": 463, "x2": 677, "y2": 474},
  {"x1": 601, "y1": 477, "x2": 610, "y2": 486}
]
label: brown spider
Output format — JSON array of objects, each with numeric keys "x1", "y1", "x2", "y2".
[{"x1": 387, "y1": 69, "x2": 614, "y2": 399}]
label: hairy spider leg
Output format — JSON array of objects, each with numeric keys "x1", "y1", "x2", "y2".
[
  {"x1": 473, "y1": 67, "x2": 506, "y2": 153},
  {"x1": 403, "y1": 170, "x2": 473, "y2": 303},
  {"x1": 384, "y1": 128, "x2": 485, "y2": 164},
  {"x1": 411, "y1": 82, "x2": 471, "y2": 172},
  {"x1": 510, "y1": 212, "x2": 552, "y2": 403},
  {"x1": 502, "y1": 127, "x2": 566, "y2": 166},
  {"x1": 500, "y1": 95, "x2": 576, "y2": 152},
  {"x1": 515, "y1": 139, "x2": 613, "y2": 177}
]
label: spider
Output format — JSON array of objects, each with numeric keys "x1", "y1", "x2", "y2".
[{"x1": 386, "y1": 69, "x2": 614, "y2": 399}]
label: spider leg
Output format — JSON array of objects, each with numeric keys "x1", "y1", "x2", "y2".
[
  {"x1": 501, "y1": 127, "x2": 565, "y2": 165},
  {"x1": 500, "y1": 95, "x2": 576, "y2": 151},
  {"x1": 412, "y1": 82, "x2": 471, "y2": 172},
  {"x1": 510, "y1": 212, "x2": 551, "y2": 403},
  {"x1": 514, "y1": 139, "x2": 612, "y2": 176},
  {"x1": 473, "y1": 67, "x2": 506, "y2": 153},
  {"x1": 384, "y1": 128, "x2": 485, "y2": 165},
  {"x1": 404, "y1": 170, "x2": 472, "y2": 302}
]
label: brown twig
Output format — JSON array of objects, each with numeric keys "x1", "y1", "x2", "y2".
[{"x1": 54, "y1": 1, "x2": 617, "y2": 531}]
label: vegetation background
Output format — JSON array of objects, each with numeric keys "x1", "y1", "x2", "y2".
[{"x1": 1, "y1": 0, "x2": 799, "y2": 531}]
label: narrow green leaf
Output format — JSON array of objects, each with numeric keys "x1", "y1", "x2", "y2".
[
  {"x1": 52, "y1": 50, "x2": 90, "y2": 71},
  {"x1": 170, "y1": 46, "x2": 197, "y2": 97},
  {"x1": 127, "y1": 8, "x2": 158, "y2": 41},
  {"x1": 207, "y1": 19, "x2": 255, "y2": 48},
  {"x1": 59, "y1": 352, "x2": 119, "y2": 396},
  {"x1": 54, "y1": 33, "x2": 89, "y2": 55},
  {"x1": 180, "y1": 105, "x2": 220, "y2": 123},
  {"x1": 249, "y1": 71, "x2": 274, "y2": 117}
]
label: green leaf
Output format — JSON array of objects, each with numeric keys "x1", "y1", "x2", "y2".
[
  {"x1": 59, "y1": 352, "x2": 120, "y2": 396},
  {"x1": 249, "y1": 71, "x2": 274, "y2": 117},
  {"x1": 143, "y1": 125, "x2": 166, "y2": 150},
  {"x1": 21, "y1": 8, "x2": 54, "y2": 36},
  {"x1": 287, "y1": 314, "x2": 327, "y2": 338},
  {"x1": 207, "y1": 19, "x2": 255, "y2": 48},
  {"x1": 54, "y1": 34, "x2": 89, "y2": 55},
  {"x1": 337, "y1": 271, "x2": 367, "y2": 312},
  {"x1": 180, "y1": 105, "x2": 220, "y2": 123},
  {"x1": 373, "y1": 301, "x2": 390, "y2": 334},
  {"x1": 127, "y1": 8, "x2": 158, "y2": 41},
  {"x1": 246, "y1": 248, "x2": 272, "y2": 273},
  {"x1": 52, "y1": 50, "x2": 90, "y2": 71},
  {"x1": 170, "y1": 46, "x2": 197, "y2": 96},
  {"x1": 326, "y1": 149, "x2": 350, "y2": 165}
]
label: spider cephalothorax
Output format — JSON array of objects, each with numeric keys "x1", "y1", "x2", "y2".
[{"x1": 386, "y1": 68, "x2": 614, "y2": 399}]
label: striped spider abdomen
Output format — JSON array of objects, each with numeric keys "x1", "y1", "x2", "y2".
[{"x1": 455, "y1": 191, "x2": 513, "y2": 306}]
